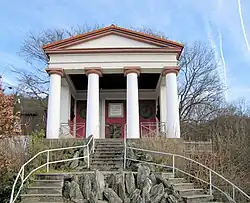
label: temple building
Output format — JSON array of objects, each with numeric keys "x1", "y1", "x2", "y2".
[{"x1": 43, "y1": 25, "x2": 184, "y2": 139}]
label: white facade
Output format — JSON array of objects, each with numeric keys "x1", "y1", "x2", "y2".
[{"x1": 44, "y1": 25, "x2": 183, "y2": 139}]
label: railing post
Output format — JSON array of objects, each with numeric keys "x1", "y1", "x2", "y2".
[
  {"x1": 46, "y1": 151, "x2": 50, "y2": 173},
  {"x1": 87, "y1": 145, "x2": 90, "y2": 169},
  {"x1": 124, "y1": 140, "x2": 126, "y2": 169},
  {"x1": 21, "y1": 167, "x2": 24, "y2": 181},
  {"x1": 233, "y1": 186, "x2": 235, "y2": 201},
  {"x1": 172, "y1": 154, "x2": 175, "y2": 176},
  {"x1": 209, "y1": 169, "x2": 213, "y2": 196}
]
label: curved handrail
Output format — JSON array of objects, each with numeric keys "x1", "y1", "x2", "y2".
[
  {"x1": 126, "y1": 146, "x2": 250, "y2": 202},
  {"x1": 9, "y1": 135, "x2": 94, "y2": 203}
]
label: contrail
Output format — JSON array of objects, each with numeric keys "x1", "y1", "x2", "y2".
[
  {"x1": 206, "y1": 20, "x2": 228, "y2": 100},
  {"x1": 218, "y1": 30, "x2": 228, "y2": 100},
  {"x1": 237, "y1": 0, "x2": 250, "y2": 52}
]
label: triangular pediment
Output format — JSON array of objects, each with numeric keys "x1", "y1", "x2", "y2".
[
  {"x1": 65, "y1": 33, "x2": 160, "y2": 49},
  {"x1": 43, "y1": 25, "x2": 184, "y2": 51}
]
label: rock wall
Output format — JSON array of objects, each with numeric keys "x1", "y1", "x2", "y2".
[{"x1": 62, "y1": 165, "x2": 185, "y2": 203}]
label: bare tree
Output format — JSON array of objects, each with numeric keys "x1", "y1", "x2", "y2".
[
  {"x1": 11, "y1": 25, "x2": 103, "y2": 107},
  {"x1": 178, "y1": 42, "x2": 225, "y2": 122}
]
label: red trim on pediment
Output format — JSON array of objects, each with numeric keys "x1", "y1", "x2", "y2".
[{"x1": 42, "y1": 25, "x2": 184, "y2": 59}]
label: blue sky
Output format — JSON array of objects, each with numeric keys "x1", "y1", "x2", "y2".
[{"x1": 0, "y1": 0, "x2": 249, "y2": 101}]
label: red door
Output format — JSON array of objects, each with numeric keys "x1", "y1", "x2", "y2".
[
  {"x1": 75, "y1": 100, "x2": 86, "y2": 138},
  {"x1": 105, "y1": 100, "x2": 126, "y2": 138},
  {"x1": 139, "y1": 100, "x2": 157, "y2": 137}
]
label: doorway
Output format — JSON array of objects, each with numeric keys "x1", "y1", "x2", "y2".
[{"x1": 105, "y1": 100, "x2": 126, "y2": 138}]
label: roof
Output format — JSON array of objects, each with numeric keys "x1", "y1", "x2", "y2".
[{"x1": 43, "y1": 24, "x2": 184, "y2": 59}]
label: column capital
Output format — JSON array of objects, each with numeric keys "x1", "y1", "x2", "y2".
[
  {"x1": 162, "y1": 66, "x2": 180, "y2": 76},
  {"x1": 124, "y1": 66, "x2": 141, "y2": 76},
  {"x1": 46, "y1": 68, "x2": 64, "y2": 77},
  {"x1": 84, "y1": 67, "x2": 103, "y2": 77}
]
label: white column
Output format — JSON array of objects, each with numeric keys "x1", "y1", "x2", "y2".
[
  {"x1": 85, "y1": 69, "x2": 101, "y2": 138},
  {"x1": 164, "y1": 69, "x2": 180, "y2": 138},
  {"x1": 46, "y1": 69, "x2": 63, "y2": 139},
  {"x1": 159, "y1": 85, "x2": 167, "y2": 132},
  {"x1": 60, "y1": 78, "x2": 70, "y2": 124},
  {"x1": 125, "y1": 68, "x2": 140, "y2": 138}
]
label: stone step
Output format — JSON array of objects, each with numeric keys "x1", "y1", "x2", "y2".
[
  {"x1": 91, "y1": 163, "x2": 123, "y2": 171},
  {"x1": 95, "y1": 143, "x2": 124, "y2": 146},
  {"x1": 177, "y1": 188, "x2": 204, "y2": 196},
  {"x1": 21, "y1": 193, "x2": 63, "y2": 202},
  {"x1": 91, "y1": 157, "x2": 123, "y2": 161},
  {"x1": 32, "y1": 180, "x2": 63, "y2": 187},
  {"x1": 94, "y1": 151, "x2": 124, "y2": 155},
  {"x1": 95, "y1": 145, "x2": 124, "y2": 149},
  {"x1": 91, "y1": 160, "x2": 123, "y2": 166},
  {"x1": 92, "y1": 153, "x2": 124, "y2": 158},
  {"x1": 158, "y1": 172, "x2": 175, "y2": 178},
  {"x1": 35, "y1": 174, "x2": 64, "y2": 180},
  {"x1": 95, "y1": 140, "x2": 123, "y2": 144},
  {"x1": 94, "y1": 148, "x2": 124, "y2": 152},
  {"x1": 95, "y1": 146, "x2": 124, "y2": 149},
  {"x1": 167, "y1": 177, "x2": 185, "y2": 184},
  {"x1": 182, "y1": 194, "x2": 213, "y2": 203},
  {"x1": 26, "y1": 186, "x2": 62, "y2": 194},
  {"x1": 172, "y1": 183, "x2": 194, "y2": 190}
]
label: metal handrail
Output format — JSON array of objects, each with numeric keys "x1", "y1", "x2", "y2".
[
  {"x1": 140, "y1": 122, "x2": 167, "y2": 137},
  {"x1": 60, "y1": 122, "x2": 85, "y2": 138},
  {"x1": 125, "y1": 146, "x2": 250, "y2": 202},
  {"x1": 9, "y1": 135, "x2": 94, "y2": 203}
]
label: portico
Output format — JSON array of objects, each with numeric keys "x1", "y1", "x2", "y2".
[{"x1": 43, "y1": 25, "x2": 183, "y2": 139}]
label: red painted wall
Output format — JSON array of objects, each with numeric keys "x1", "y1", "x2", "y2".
[
  {"x1": 75, "y1": 99, "x2": 157, "y2": 138},
  {"x1": 75, "y1": 100, "x2": 86, "y2": 138}
]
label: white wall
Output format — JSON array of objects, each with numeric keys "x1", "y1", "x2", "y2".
[
  {"x1": 49, "y1": 52, "x2": 178, "y2": 73},
  {"x1": 60, "y1": 78, "x2": 71, "y2": 124},
  {"x1": 67, "y1": 34, "x2": 158, "y2": 49}
]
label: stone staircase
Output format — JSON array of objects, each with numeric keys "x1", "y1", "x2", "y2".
[
  {"x1": 19, "y1": 139, "x2": 226, "y2": 203},
  {"x1": 161, "y1": 172, "x2": 222, "y2": 203},
  {"x1": 90, "y1": 138, "x2": 124, "y2": 171},
  {"x1": 20, "y1": 172, "x2": 224, "y2": 203},
  {"x1": 21, "y1": 174, "x2": 64, "y2": 203}
]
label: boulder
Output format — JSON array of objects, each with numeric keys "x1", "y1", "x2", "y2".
[
  {"x1": 167, "y1": 194, "x2": 179, "y2": 203},
  {"x1": 150, "y1": 183, "x2": 165, "y2": 203},
  {"x1": 62, "y1": 180, "x2": 71, "y2": 199},
  {"x1": 149, "y1": 173, "x2": 157, "y2": 186},
  {"x1": 69, "y1": 180, "x2": 84, "y2": 202},
  {"x1": 130, "y1": 189, "x2": 142, "y2": 203},
  {"x1": 108, "y1": 171, "x2": 124, "y2": 191},
  {"x1": 79, "y1": 174, "x2": 92, "y2": 200},
  {"x1": 95, "y1": 170, "x2": 105, "y2": 200},
  {"x1": 103, "y1": 188, "x2": 122, "y2": 203},
  {"x1": 108, "y1": 174, "x2": 117, "y2": 192},
  {"x1": 89, "y1": 191, "x2": 98, "y2": 203},
  {"x1": 160, "y1": 192, "x2": 169, "y2": 203},
  {"x1": 117, "y1": 182, "x2": 126, "y2": 201},
  {"x1": 125, "y1": 172, "x2": 136, "y2": 195},
  {"x1": 126, "y1": 148, "x2": 137, "y2": 169},
  {"x1": 70, "y1": 151, "x2": 79, "y2": 169},
  {"x1": 137, "y1": 165, "x2": 151, "y2": 189},
  {"x1": 155, "y1": 174, "x2": 172, "y2": 189},
  {"x1": 142, "y1": 178, "x2": 152, "y2": 203}
]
